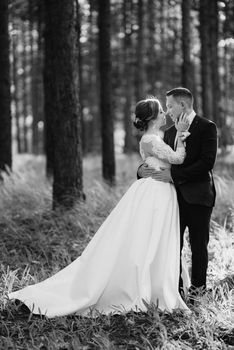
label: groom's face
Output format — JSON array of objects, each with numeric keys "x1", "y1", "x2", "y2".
[{"x1": 166, "y1": 96, "x2": 183, "y2": 122}]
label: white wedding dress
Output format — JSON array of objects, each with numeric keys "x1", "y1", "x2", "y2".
[{"x1": 8, "y1": 134, "x2": 190, "y2": 318}]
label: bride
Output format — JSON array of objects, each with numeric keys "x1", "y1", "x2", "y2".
[{"x1": 8, "y1": 97, "x2": 190, "y2": 318}]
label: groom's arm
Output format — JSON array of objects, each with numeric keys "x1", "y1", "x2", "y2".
[
  {"x1": 140, "y1": 129, "x2": 174, "y2": 183},
  {"x1": 171, "y1": 122, "x2": 217, "y2": 185},
  {"x1": 137, "y1": 164, "x2": 156, "y2": 179},
  {"x1": 138, "y1": 128, "x2": 176, "y2": 182},
  {"x1": 137, "y1": 164, "x2": 143, "y2": 179}
]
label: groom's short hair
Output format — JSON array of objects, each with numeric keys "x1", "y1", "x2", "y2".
[{"x1": 166, "y1": 87, "x2": 193, "y2": 106}]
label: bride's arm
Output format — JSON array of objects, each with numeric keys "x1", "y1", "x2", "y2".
[
  {"x1": 142, "y1": 135, "x2": 186, "y2": 165},
  {"x1": 137, "y1": 143, "x2": 155, "y2": 179}
]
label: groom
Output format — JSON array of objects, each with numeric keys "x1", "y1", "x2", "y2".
[{"x1": 137, "y1": 87, "x2": 218, "y2": 301}]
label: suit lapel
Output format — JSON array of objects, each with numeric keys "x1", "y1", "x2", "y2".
[
  {"x1": 185, "y1": 115, "x2": 200, "y2": 154},
  {"x1": 188, "y1": 115, "x2": 199, "y2": 133},
  {"x1": 166, "y1": 126, "x2": 177, "y2": 149}
]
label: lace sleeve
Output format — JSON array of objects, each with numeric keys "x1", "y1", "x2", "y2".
[
  {"x1": 141, "y1": 135, "x2": 186, "y2": 165},
  {"x1": 139, "y1": 143, "x2": 146, "y2": 161}
]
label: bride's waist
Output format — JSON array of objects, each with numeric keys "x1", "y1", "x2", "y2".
[{"x1": 145, "y1": 157, "x2": 170, "y2": 170}]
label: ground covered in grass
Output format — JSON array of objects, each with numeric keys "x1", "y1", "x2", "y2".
[{"x1": 0, "y1": 154, "x2": 233, "y2": 349}]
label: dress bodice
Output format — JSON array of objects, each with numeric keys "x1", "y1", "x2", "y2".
[{"x1": 139, "y1": 134, "x2": 186, "y2": 170}]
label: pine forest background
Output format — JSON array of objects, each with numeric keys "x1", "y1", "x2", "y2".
[
  {"x1": 0, "y1": 0, "x2": 234, "y2": 207},
  {"x1": 0, "y1": 1, "x2": 234, "y2": 349}
]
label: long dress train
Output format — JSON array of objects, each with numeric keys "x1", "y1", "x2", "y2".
[{"x1": 8, "y1": 134, "x2": 190, "y2": 317}]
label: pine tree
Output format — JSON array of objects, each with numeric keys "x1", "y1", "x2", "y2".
[
  {"x1": 44, "y1": 0, "x2": 83, "y2": 208},
  {"x1": 0, "y1": 0, "x2": 12, "y2": 176},
  {"x1": 199, "y1": 0, "x2": 213, "y2": 119},
  {"x1": 98, "y1": 0, "x2": 115, "y2": 184}
]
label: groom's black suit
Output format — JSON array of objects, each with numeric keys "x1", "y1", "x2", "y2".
[{"x1": 164, "y1": 115, "x2": 217, "y2": 291}]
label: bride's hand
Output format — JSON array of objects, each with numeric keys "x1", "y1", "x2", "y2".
[{"x1": 175, "y1": 113, "x2": 189, "y2": 132}]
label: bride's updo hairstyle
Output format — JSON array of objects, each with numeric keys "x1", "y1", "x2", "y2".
[{"x1": 133, "y1": 97, "x2": 160, "y2": 131}]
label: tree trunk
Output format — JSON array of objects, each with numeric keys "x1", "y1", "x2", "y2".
[
  {"x1": 199, "y1": 0, "x2": 213, "y2": 119},
  {"x1": 22, "y1": 21, "x2": 29, "y2": 153},
  {"x1": 147, "y1": 1, "x2": 156, "y2": 93},
  {"x1": 75, "y1": 0, "x2": 85, "y2": 155},
  {"x1": 44, "y1": 0, "x2": 83, "y2": 209},
  {"x1": 88, "y1": 0, "x2": 101, "y2": 154},
  {"x1": 210, "y1": 0, "x2": 221, "y2": 127},
  {"x1": 98, "y1": 0, "x2": 115, "y2": 184},
  {"x1": 135, "y1": 0, "x2": 144, "y2": 101},
  {"x1": 123, "y1": 0, "x2": 134, "y2": 154},
  {"x1": 181, "y1": 0, "x2": 193, "y2": 91},
  {"x1": 29, "y1": 1, "x2": 39, "y2": 155},
  {"x1": 0, "y1": 0, "x2": 12, "y2": 175},
  {"x1": 37, "y1": 0, "x2": 45, "y2": 154},
  {"x1": 12, "y1": 24, "x2": 22, "y2": 154},
  {"x1": 43, "y1": 0, "x2": 54, "y2": 177},
  {"x1": 159, "y1": 0, "x2": 167, "y2": 89}
]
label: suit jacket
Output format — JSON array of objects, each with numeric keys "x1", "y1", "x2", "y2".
[{"x1": 164, "y1": 115, "x2": 217, "y2": 207}]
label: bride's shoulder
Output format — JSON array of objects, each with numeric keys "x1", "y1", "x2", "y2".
[{"x1": 140, "y1": 134, "x2": 162, "y2": 144}]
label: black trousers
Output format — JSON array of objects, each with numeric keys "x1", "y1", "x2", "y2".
[{"x1": 177, "y1": 190, "x2": 213, "y2": 291}]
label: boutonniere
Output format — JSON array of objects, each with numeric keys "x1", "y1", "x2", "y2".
[{"x1": 181, "y1": 131, "x2": 191, "y2": 141}]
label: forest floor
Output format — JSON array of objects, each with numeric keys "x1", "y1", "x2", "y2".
[{"x1": 0, "y1": 152, "x2": 233, "y2": 350}]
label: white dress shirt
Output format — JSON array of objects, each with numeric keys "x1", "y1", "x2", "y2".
[{"x1": 186, "y1": 110, "x2": 196, "y2": 126}]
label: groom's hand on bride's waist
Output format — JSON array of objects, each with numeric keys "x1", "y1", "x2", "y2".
[
  {"x1": 138, "y1": 163, "x2": 156, "y2": 178},
  {"x1": 151, "y1": 168, "x2": 173, "y2": 183},
  {"x1": 138, "y1": 164, "x2": 173, "y2": 183}
]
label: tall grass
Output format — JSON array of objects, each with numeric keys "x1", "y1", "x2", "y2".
[{"x1": 0, "y1": 153, "x2": 233, "y2": 349}]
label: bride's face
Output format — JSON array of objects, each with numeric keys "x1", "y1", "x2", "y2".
[{"x1": 157, "y1": 108, "x2": 166, "y2": 127}]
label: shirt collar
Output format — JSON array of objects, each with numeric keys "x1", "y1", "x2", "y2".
[{"x1": 186, "y1": 110, "x2": 196, "y2": 126}]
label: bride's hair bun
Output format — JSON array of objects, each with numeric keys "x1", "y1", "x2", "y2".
[
  {"x1": 133, "y1": 97, "x2": 160, "y2": 131},
  {"x1": 133, "y1": 117, "x2": 147, "y2": 131}
]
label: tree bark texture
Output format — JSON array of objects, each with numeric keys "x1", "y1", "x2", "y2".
[
  {"x1": 123, "y1": 0, "x2": 134, "y2": 153},
  {"x1": 22, "y1": 21, "x2": 28, "y2": 152},
  {"x1": 0, "y1": 0, "x2": 12, "y2": 174},
  {"x1": 75, "y1": 0, "x2": 85, "y2": 155},
  {"x1": 209, "y1": 0, "x2": 221, "y2": 126},
  {"x1": 29, "y1": 0, "x2": 40, "y2": 155},
  {"x1": 98, "y1": 0, "x2": 115, "y2": 184},
  {"x1": 88, "y1": 0, "x2": 101, "y2": 154},
  {"x1": 44, "y1": 0, "x2": 83, "y2": 209},
  {"x1": 147, "y1": 1, "x2": 156, "y2": 93},
  {"x1": 12, "y1": 25, "x2": 22, "y2": 154},
  {"x1": 199, "y1": 0, "x2": 214, "y2": 120},
  {"x1": 135, "y1": 0, "x2": 144, "y2": 101}
]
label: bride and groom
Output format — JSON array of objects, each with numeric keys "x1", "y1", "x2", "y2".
[{"x1": 8, "y1": 87, "x2": 218, "y2": 318}]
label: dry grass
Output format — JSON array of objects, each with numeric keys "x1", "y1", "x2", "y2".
[{"x1": 0, "y1": 153, "x2": 233, "y2": 349}]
